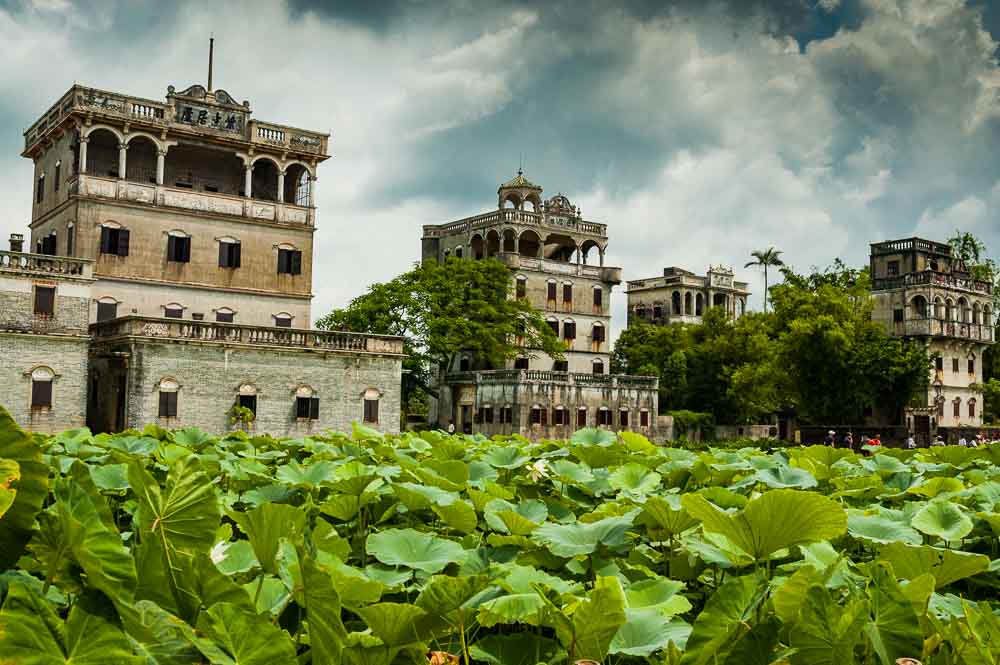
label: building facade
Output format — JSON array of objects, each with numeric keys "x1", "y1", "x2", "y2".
[
  {"x1": 870, "y1": 237, "x2": 994, "y2": 434},
  {"x1": 1, "y1": 76, "x2": 404, "y2": 435},
  {"x1": 421, "y1": 172, "x2": 659, "y2": 438},
  {"x1": 626, "y1": 266, "x2": 750, "y2": 326}
]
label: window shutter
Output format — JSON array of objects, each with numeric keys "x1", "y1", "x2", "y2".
[
  {"x1": 277, "y1": 249, "x2": 288, "y2": 274},
  {"x1": 233, "y1": 243, "x2": 241, "y2": 268},
  {"x1": 100, "y1": 226, "x2": 111, "y2": 254},
  {"x1": 593, "y1": 289, "x2": 602, "y2": 306},
  {"x1": 32, "y1": 381, "x2": 52, "y2": 408},
  {"x1": 167, "y1": 236, "x2": 177, "y2": 261},
  {"x1": 291, "y1": 250, "x2": 302, "y2": 275},
  {"x1": 540, "y1": 408, "x2": 548, "y2": 425},
  {"x1": 218, "y1": 242, "x2": 227, "y2": 267},
  {"x1": 181, "y1": 237, "x2": 191, "y2": 263},
  {"x1": 547, "y1": 282, "x2": 556, "y2": 300},
  {"x1": 310, "y1": 397, "x2": 320, "y2": 420},
  {"x1": 117, "y1": 229, "x2": 130, "y2": 256},
  {"x1": 563, "y1": 284, "x2": 572, "y2": 302},
  {"x1": 35, "y1": 287, "x2": 55, "y2": 315}
]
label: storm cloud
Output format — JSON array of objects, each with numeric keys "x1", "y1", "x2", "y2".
[{"x1": 1, "y1": 0, "x2": 997, "y2": 335}]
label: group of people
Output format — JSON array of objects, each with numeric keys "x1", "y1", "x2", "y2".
[{"x1": 823, "y1": 429, "x2": 995, "y2": 449}]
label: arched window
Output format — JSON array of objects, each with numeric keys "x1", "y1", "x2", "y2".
[
  {"x1": 296, "y1": 385, "x2": 320, "y2": 420},
  {"x1": 66, "y1": 222, "x2": 75, "y2": 256},
  {"x1": 563, "y1": 318, "x2": 576, "y2": 340},
  {"x1": 546, "y1": 317, "x2": 559, "y2": 336},
  {"x1": 684, "y1": 292, "x2": 692, "y2": 315},
  {"x1": 36, "y1": 173, "x2": 45, "y2": 204},
  {"x1": 274, "y1": 312, "x2": 293, "y2": 328},
  {"x1": 363, "y1": 388, "x2": 381, "y2": 423},
  {"x1": 911, "y1": 295, "x2": 928, "y2": 319},
  {"x1": 546, "y1": 279, "x2": 557, "y2": 301},
  {"x1": 96, "y1": 296, "x2": 119, "y2": 322},
  {"x1": 593, "y1": 358, "x2": 605, "y2": 375},
  {"x1": 593, "y1": 286, "x2": 603, "y2": 308},
  {"x1": 973, "y1": 303, "x2": 982, "y2": 325},
  {"x1": 970, "y1": 398, "x2": 977, "y2": 418},
  {"x1": 672, "y1": 291, "x2": 682, "y2": 315},
  {"x1": 562, "y1": 281, "x2": 573, "y2": 304},
  {"x1": 696, "y1": 293, "x2": 704, "y2": 316},
  {"x1": 946, "y1": 299, "x2": 955, "y2": 321},
  {"x1": 471, "y1": 235, "x2": 484, "y2": 260},
  {"x1": 30, "y1": 366, "x2": 54, "y2": 409},
  {"x1": 515, "y1": 275, "x2": 527, "y2": 299},
  {"x1": 934, "y1": 297, "x2": 944, "y2": 320},
  {"x1": 592, "y1": 322, "x2": 605, "y2": 344},
  {"x1": 597, "y1": 406, "x2": 612, "y2": 426},
  {"x1": 215, "y1": 307, "x2": 236, "y2": 323},
  {"x1": 158, "y1": 378, "x2": 179, "y2": 418},
  {"x1": 530, "y1": 404, "x2": 545, "y2": 425},
  {"x1": 459, "y1": 355, "x2": 471, "y2": 372},
  {"x1": 238, "y1": 383, "x2": 258, "y2": 417},
  {"x1": 640, "y1": 408, "x2": 650, "y2": 428},
  {"x1": 554, "y1": 406, "x2": 567, "y2": 426},
  {"x1": 166, "y1": 230, "x2": 191, "y2": 263},
  {"x1": 577, "y1": 406, "x2": 588, "y2": 428},
  {"x1": 619, "y1": 408, "x2": 630, "y2": 429},
  {"x1": 218, "y1": 236, "x2": 241, "y2": 268},
  {"x1": 953, "y1": 397, "x2": 961, "y2": 419},
  {"x1": 958, "y1": 297, "x2": 971, "y2": 323}
]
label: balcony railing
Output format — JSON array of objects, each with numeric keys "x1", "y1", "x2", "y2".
[
  {"x1": 494, "y1": 253, "x2": 621, "y2": 282},
  {"x1": 896, "y1": 318, "x2": 995, "y2": 343},
  {"x1": 871, "y1": 238, "x2": 952, "y2": 257},
  {"x1": 423, "y1": 208, "x2": 608, "y2": 239},
  {"x1": 90, "y1": 316, "x2": 405, "y2": 355},
  {"x1": 445, "y1": 369, "x2": 658, "y2": 390},
  {"x1": 73, "y1": 175, "x2": 313, "y2": 226},
  {"x1": 873, "y1": 270, "x2": 992, "y2": 295},
  {"x1": 0, "y1": 251, "x2": 94, "y2": 279}
]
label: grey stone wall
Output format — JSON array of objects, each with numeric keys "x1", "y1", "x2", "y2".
[
  {"x1": 0, "y1": 289, "x2": 90, "y2": 334},
  {"x1": 95, "y1": 340, "x2": 402, "y2": 436},
  {"x1": 0, "y1": 332, "x2": 89, "y2": 432}
]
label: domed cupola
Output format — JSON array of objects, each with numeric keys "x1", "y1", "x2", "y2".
[{"x1": 497, "y1": 170, "x2": 543, "y2": 211}]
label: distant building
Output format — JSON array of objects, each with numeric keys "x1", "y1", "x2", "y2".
[
  {"x1": 870, "y1": 237, "x2": 994, "y2": 437},
  {"x1": 626, "y1": 266, "x2": 750, "y2": 326},
  {"x1": 2, "y1": 72, "x2": 404, "y2": 435},
  {"x1": 421, "y1": 172, "x2": 659, "y2": 438}
]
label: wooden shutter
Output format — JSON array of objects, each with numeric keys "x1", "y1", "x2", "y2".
[
  {"x1": 364, "y1": 399, "x2": 378, "y2": 423},
  {"x1": 540, "y1": 408, "x2": 548, "y2": 425},
  {"x1": 100, "y1": 226, "x2": 111, "y2": 254},
  {"x1": 563, "y1": 284, "x2": 572, "y2": 302},
  {"x1": 218, "y1": 242, "x2": 228, "y2": 267},
  {"x1": 181, "y1": 237, "x2": 191, "y2": 262},
  {"x1": 564, "y1": 322, "x2": 575, "y2": 339},
  {"x1": 593, "y1": 289, "x2": 602, "y2": 307},
  {"x1": 31, "y1": 380, "x2": 52, "y2": 408},
  {"x1": 547, "y1": 282, "x2": 556, "y2": 300},
  {"x1": 577, "y1": 409, "x2": 586, "y2": 427},
  {"x1": 34, "y1": 287, "x2": 55, "y2": 315},
  {"x1": 291, "y1": 250, "x2": 302, "y2": 275},
  {"x1": 167, "y1": 236, "x2": 178, "y2": 261},
  {"x1": 641, "y1": 411, "x2": 649, "y2": 427},
  {"x1": 296, "y1": 397, "x2": 310, "y2": 419},
  {"x1": 233, "y1": 243, "x2": 241, "y2": 268},
  {"x1": 310, "y1": 397, "x2": 320, "y2": 420},
  {"x1": 117, "y1": 229, "x2": 130, "y2": 256},
  {"x1": 159, "y1": 391, "x2": 177, "y2": 417},
  {"x1": 277, "y1": 249, "x2": 288, "y2": 274}
]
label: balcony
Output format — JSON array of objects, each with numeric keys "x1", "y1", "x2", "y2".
[
  {"x1": 445, "y1": 369, "x2": 658, "y2": 390},
  {"x1": 0, "y1": 250, "x2": 94, "y2": 279},
  {"x1": 896, "y1": 317, "x2": 995, "y2": 343},
  {"x1": 871, "y1": 237, "x2": 952, "y2": 257},
  {"x1": 90, "y1": 316, "x2": 405, "y2": 355},
  {"x1": 495, "y1": 253, "x2": 621, "y2": 283},
  {"x1": 73, "y1": 175, "x2": 313, "y2": 226},
  {"x1": 423, "y1": 208, "x2": 608, "y2": 240},
  {"x1": 873, "y1": 270, "x2": 991, "y2": 295}
]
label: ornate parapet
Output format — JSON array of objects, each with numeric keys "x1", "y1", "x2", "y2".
[
  {"x1": 90, "y1": 316, "x2": 405, "y2": 356},
  {"x1": 445, "y1": 369, "x2": 658, "y2": 390}
]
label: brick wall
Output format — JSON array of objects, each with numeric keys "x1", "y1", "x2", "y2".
[
  {"x1": 93, "y1": 340, "x2": 402, "y2": 436},
  {"x1": 0, "y1": 332, "x2": 89, "y2": 432},
  {"x1": 0, "y1": 277, "x2": 91, "y2": 333}
]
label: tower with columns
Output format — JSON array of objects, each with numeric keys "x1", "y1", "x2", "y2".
[{"x1": 22, "y1": 81, "x2": 328, "y2": 327}]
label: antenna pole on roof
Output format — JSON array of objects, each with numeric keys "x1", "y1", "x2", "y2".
[{"x1": 208, "y1": 35, "x2": 215, "y2": 92}]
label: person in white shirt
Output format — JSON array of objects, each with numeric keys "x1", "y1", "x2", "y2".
[
  {"x1": 931, "y1": 435, "x2": 946, "y2": 446},
  {"x1": 906, "y1": 435, "x2": 916, "y2": 449},
  {"x1": 958, "y1": 436, "x2": 968, "y2": 447}
]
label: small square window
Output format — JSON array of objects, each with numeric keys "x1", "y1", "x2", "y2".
[
  {"x1": 297, "y1": 396, "x2": 320, "y2": 420},
  {"x1": 514, "y1": 357, "x2": 529, "y2": 370},
  {"x1": 216, "y1": 310, "x2": 235, "y2": 323},
  {"x1": 893, "y1": 309, "x2": 904, "y2": 323},
  {"x1": 96, "y1": 301, "x2": 118, "y2": 322},
  {"x1": 363, "y1": 398, "x2": 379, "y2": 423},
  {"x1": 239, "y1": 394, "x2": 257, "y2": 416},
  {"x1": 100, "y1": 227, "x2": 130, "y2": 257},
  {"x1": 553, "y1": 360, "x2": 568, "y2": 372},
  {"x1": 219, "y1": 241, "x2": 241, "y2": 268},
  {"x1": 887, "y1": 260, "x2": 899, "y2": 276},
  {"x1": 167, "y1": 236, "x2": 191, "y2": 263},
  {"x1": 164, "y1": 307, "x2": 183, "y2": 319},
  {"x1": 275, "y1": 316, "x2": 292, "y2": 328},
  {"x1": 277, "y1": 248, "x2": 302, "y2": 275}
]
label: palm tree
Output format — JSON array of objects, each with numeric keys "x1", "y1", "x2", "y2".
[{"x1": 745, "y1": 247, "x2": 785, "y2": 313}]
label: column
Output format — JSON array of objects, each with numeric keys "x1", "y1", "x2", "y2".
[
  {"x1": 117, "y1": 143, "x2": 127, "y2": 180},
  {"x1": 244, "y1": 165, "x2": 253, "y2": 198},
  {"x1": 599, "y1": 247, "x2": 605, "y2": 267},
  {"x1": 308, "y1": 176, "x2": 317, "y2": 207},
  {"x1": 277, "y1": 170, "x2": 286, "y2": 203},
  {"x1": 156, "y1": 149, "x2": 166, "y2": 185},
  {"x1": 79, "y1": 137, "x2": 89, "y2": 175}
]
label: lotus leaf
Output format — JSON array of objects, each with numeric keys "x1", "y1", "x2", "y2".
[
  {"x1": 911, "y1": 500, "x2": 974, "y2": 541},
  {"x1": 366, "y1": 528, "x2": 466, "y2": 572}
]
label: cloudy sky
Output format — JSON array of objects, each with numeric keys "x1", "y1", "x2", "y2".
[{"x1": 1, "y1": 0, "x2": 999, "y2": 333}]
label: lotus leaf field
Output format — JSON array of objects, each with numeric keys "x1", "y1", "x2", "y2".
[{"x1": 4, "y1": 407, "x2": 1000, "y2": 664}]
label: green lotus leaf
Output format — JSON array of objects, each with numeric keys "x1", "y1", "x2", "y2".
[
  {"x1": 533, "y1": 514, "x2": 634, "y2": 557},
  {"x1": 275, "y1": 459, "x2": 338, "y2": 488},
  {"x1": 609, "y1": 462, "x2": 662, "y2": 495},
  {"x1": 500, "y1": 563, "x2": 582, "y2": 595},
  {"x1": 542, "y1": 575, "x2": 627, "y2": 662},
  {"x1": 432, "y1": 499, "x2": 478, "y2": 534},
  {"x1": 0, "y1": 582, "x2": 143, "y2": 665},
  {"x1": 571, "y1": 427, "x2": 617, "y2": 445},
  {"x1": 300, "y1": 553, "x2": 347, "y2": 663},
  {"x1": 639, "y1": 494, "x2": 699, "y2": 538},
  {"x1": 610, "y1": 611, "x2": 692, "y2": 656},
  {"x1": 483, "y1": 446, "x2": 532, "y2": 469},
  {"x1": 211, "y1": 539, "x2": 260, "y2": 576},
  {"x1": 130, "y1": 456, "x2": 220, "y2": 552},
  {"x1": 682, "y1": 489, "x2": 847, "y2": 561},
  {"x1": 0, "y1": 408, "x2": 49, "y2": 569},
  {"x1": 678, "y1": 572, "x2": 767, "y2": 665},
  {"x1": 193, "y1": 602, "x2": 296, "y2": 665},
  {"x1": 355, "y1": 602, "x2": 431, "y2": 646},
  {"x1": 477, "y1": 592, "x2": 546, "y2": 627},
  {"x1": 907, "y1": 477, "x2": 965, "y2": 498},
  {"x1": 100, "y1": 434, "x2": 159, "y2": 455},
  {"x1": 625, "y1": 577, "x2": 692, "y2": 617},
  {"x1": 723, "y1": 618, "x2": 786, "y2": 665},
  {"x1": 788, "y1": 585, "x2": 867, "y2": 665},
  {"x1": 878, "y1": 543, "x2": 990, "y2": 589},
  {"x1": 911, "y1": 500, "x2": 973, "y2": 541},
  {"x1": 232, "y1": 503, "x2": 308, "y2": 575},
  {"x1": 89, "y1": 462, "x2": 129, "y2": 493},
  {"x1": 172, "y1": 427, "x2": 217, "y2": 449},
  {"x1": 863, "y1": 562, "x2": 923, "y2": 665},
  {"x1": 423, "y1": 459, "x2": 469, "y2": 485},
  {"x1": 847, "y1": 510, "x2": 923, "y2": 545},
  {"x1": 484, "y1": 498, "x2": 547, "y2": 534},
  {"x1": 549, "y1": 459, "x2": 595, "y2": 484},
  {"x1": 366, "y1": 528, "x2": 466, "y2": 572},
  {"x1": 470, "y1": 633, "x2": 563, "y2": 665},
  {"x1": 754, "y1": 465, "x2": 818, "y2": 489},
  {"x1": 0, "y1": 458, "x2": 18, "y2": 519},
  {"x1": 415, "y1": 573, "x2": 491, "y2": 618}
]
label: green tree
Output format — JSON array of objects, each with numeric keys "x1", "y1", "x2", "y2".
[
  {"x1": 948, "y1": 230, "x2": 1000, "y2": 313},
  {"x1": 317, "y1": 257, "x2": 563, "y2": 419},
  {"x1": 744, "y1": 247, "x2": 785, "y2": 312}
]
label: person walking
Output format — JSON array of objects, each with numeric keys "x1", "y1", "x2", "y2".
[
  {"x1": 824, "y1": 430, "x2": 836, "y2": 446},
  {"x1": 843, "y1": 431, "x2": 854, "y2": 450}
]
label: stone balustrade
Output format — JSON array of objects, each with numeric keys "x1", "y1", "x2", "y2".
[
  {"x1": 446, "y1": 369, "x2": 658, "y2": 389},
  {"x1": 74, "y1": 175, "x2": 313, "y2": 226},
  {"x1": 872, "y1": 270, "x2": 992, "y2": 295},
  {"x1": 0, "y1": 250, "x2": 94, "y2": 279},
  {"x1": 898, "y1": 318, "x2": 995, "y2": 343},
  {"x1": 90, "y1": 316, "x2": 405, "y2": 355},
  {"x1": 423, "y1": 208, "x2": 608, "y2": 239}
]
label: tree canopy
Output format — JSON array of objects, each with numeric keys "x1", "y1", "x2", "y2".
[{"x1": 317, "y1": 257, "x2": 564, "y2": 417}]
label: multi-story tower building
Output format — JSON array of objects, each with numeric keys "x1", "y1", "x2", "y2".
[
  {"x1": 870, "y1": 237, "x2": 994, "y2": 435},
  {"x1": 22, "y1": 82, "x2": 326, "y2": 327},
  {"x1": 421, "y1": 172, "x2": 658, "y2": 438},
  {"x1": 3, "y1": 72, "x2": 405, "y2": 436},
  {"x1": 626, "y1": 266, "x2": 750, "y2": 326}
]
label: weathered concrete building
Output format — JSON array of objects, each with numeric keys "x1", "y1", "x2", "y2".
[
  {"x1": 2, "y1": 69, "x2": 404, "y2": 435},
  {"x1": 421, "y1": 172, "x2": 659, "y2": 438},
  {"x1": 626, "y1": 266, "x2": 750, "y2": 326},
  {"x1": 870, "y1": 237, "x2": 994, "y2": 435}
]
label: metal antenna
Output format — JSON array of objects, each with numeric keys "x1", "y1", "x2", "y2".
[
  {"x1": 518, "y1": 151, "x2": 523, "y2": 175},
  {"x1": 208, "y1": 35, "x2": 215, "y2": 91}
]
